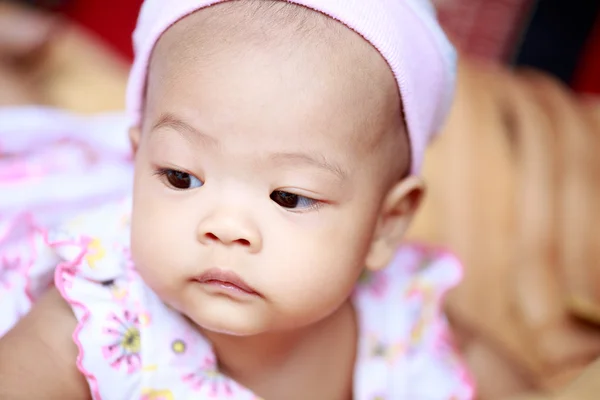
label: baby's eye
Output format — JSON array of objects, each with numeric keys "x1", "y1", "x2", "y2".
[
  {"x1": 157, "y1": 169, "x2": 203, "y2": 190},
  {"x1": 270, "y1": 190, "x2": 319, "y2": 210}
]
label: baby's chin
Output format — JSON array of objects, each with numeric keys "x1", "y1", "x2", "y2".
[
  {"x1": 177, "y1": 298, "x2": 272, "y2": 337},
  {"x1": 196, "y1": 319, "x2": 273, "y2": 339},
  {"x1": 198, "y1": 323, "x2": 256, "y2": 337}
]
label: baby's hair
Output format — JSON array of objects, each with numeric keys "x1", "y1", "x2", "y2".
[{"x1": 210, "y1": 0, "x2": 341, "y2": 44}]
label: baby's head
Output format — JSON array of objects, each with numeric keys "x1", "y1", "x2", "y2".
[{"x1": 126, "y1": 0, "x2": 455, "y2": 336}]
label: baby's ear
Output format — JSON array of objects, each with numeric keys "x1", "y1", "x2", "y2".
[
  {"x1": 128, "y1": 126, "x2": 141, "y2": 155},
  {"x1": 365, "y1": 176, "x2": 424, "y2": 271}
]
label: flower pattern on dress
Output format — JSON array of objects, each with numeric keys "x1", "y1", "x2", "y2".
[
  {"x1": 366, "y1": 334, "x2": 405, "y2": 365},
  {"x1": 102, "y1": 310, "x2": 142, "y2": 373},
  {"x1": 182, "y1": 356, "x2": 235, "y2": 396},
  {"x1": 167, "y1": 323, "x2": 206, "y2": 367},
  {"x1": 140, "y1": 389, "x2": 174, "y2": 400},
  {"x1": 100, "y1": 279, "x2": 129, "y2": 302},
  {"x1": 96, "y1": 247, "x2": 135, "y2": 303},
  {"x1": 85, "y1": 238, "x2": 107, "y2": 269},
  {"x1": 357, "y1": 269, "x2": 389, "y2": 298},
  {"x1": 405, "y1": 282, "x2": 437, "y2": 345}
]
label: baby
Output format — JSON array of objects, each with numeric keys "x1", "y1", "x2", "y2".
[{"x1": 0, "y1": 0, "x2": 473, "y2": 399}]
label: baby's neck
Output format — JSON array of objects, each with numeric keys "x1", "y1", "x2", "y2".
[{"x1": 201, "y1": 299, "x2": 358, "y2": 400}]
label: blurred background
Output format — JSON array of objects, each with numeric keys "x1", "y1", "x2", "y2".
[
  {"x1": 7, "y1": 0, "x2": 600, "y2": 89},
  {"x1": 436, "y1": 0, "x2": 600, "y2": 95},
  {"x1": 0, "y1": 1, "x2": 599, "y2": 399},
  {"x1": 1, "y1": 0, "x2": 599, "y2": 111}
]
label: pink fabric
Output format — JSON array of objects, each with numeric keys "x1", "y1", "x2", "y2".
[
  {"x1": 0, "y1": 107, "x2": 133, "y2": 336},
  {"x1": 126, "y1": 0, "x2": 457, "y2": 173}
]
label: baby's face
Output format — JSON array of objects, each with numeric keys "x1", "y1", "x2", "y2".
[{"x1": 129, "y1": 2, "x2": 413, "y2": 335}]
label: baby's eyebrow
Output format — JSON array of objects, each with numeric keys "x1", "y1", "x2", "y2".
[
  {"x1": 152, "y1": 113, "x2": 347, "y2": 180},
  {"x1": 151, "y1": 113, "x2": 219, "y2": 147},
  {"x1": 268, "y1": 152, "x2": 347, "y2": 181}
]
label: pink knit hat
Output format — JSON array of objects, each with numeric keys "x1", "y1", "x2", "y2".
[{"x1": 126, "y1": 0, "x2": 456, "y2": 173}]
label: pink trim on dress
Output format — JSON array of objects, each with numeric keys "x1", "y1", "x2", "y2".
[{"x1": 52, "y1": 238, "x2": 103, "y2": 400}]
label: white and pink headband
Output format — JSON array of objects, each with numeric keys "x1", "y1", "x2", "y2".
[{"x1": 126, "y1": 0, "x2": 457, "y2": 173}]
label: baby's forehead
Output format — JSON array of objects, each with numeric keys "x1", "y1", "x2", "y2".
[{"x1": 151, "y1": 1, "x2": 392, "y2": 84}]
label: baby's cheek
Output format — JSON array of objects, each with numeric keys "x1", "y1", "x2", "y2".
[
  {"x1": 134, "y1": 250, "x2": 185, "y2": 312},
  {"x1": 130, "y1": 224, "x2": 174, "y2": 289},
  {"x1": 275, "y1": 232, "x2": 364, "y2": 301},
  {"x1": 321, "y1": 216, "x2": 375, "y2": 264}
]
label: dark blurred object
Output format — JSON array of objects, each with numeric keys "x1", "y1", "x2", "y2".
[
  {"x1": 0, "y1": 0, "x2": 128, "y2": 110},
  {"x1": 0, "y1": 1, "x2": 57, "y2": 61},
  {"x1": 573, "y1": 16, "x2": 600, "y2": 95},
  {"x1": 3, "y1": 0, "x2": 140, "y2": 61},
  {"x1": 0, "y1": 0, "x2": 58, "y2": 105},
  {"x1": 437, "y1": 0, "x2": 600, "y2": 95},
  {"x1": 2, "y1": 0, "x2": 71, "y2": 12},
  {"x1": 514, "y1": 0, "x2": 600, "y2": 89}
]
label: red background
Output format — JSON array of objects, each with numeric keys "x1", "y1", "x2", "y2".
[{"x1": 64, "y1": 0, "x2": 600, "y2": 94}]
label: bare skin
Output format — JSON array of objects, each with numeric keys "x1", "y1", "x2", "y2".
[{"x1": 0, "y1": 287, "x2": 90, "y2": 399}]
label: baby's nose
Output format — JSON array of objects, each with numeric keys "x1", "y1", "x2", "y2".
[{"x1": 196, "y1": 213, "x2": 262, "y2": 252}]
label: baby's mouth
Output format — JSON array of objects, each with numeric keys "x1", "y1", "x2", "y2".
[{"x1": 193, "y1": 268, "x2": 260, "y2": 297}]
